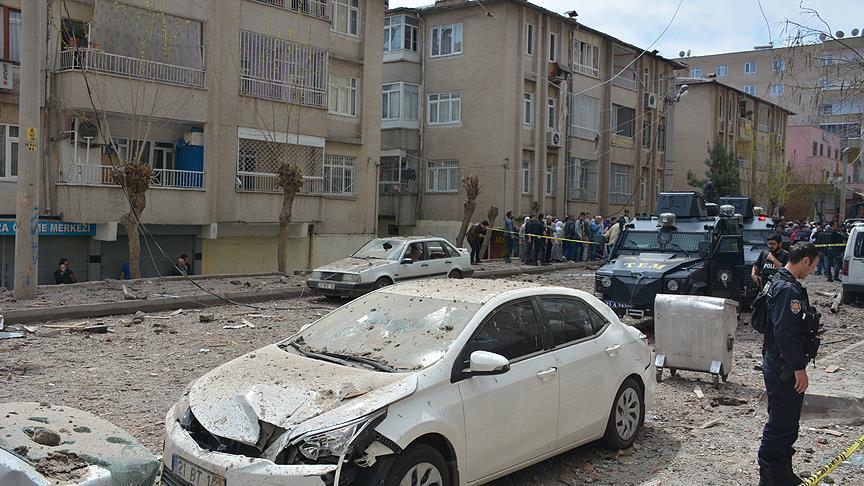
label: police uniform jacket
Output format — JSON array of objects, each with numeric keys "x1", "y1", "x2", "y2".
[{"x1": 765, "y1": 268, "x2": 810, "y2": 372}]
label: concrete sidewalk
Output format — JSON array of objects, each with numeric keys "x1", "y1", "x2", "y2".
[{"x1": 1, "y1": 260, "x2": 589, "y2": 324}]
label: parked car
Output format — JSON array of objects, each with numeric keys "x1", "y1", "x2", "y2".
[
  {"x1": 841, "y1": 222, "x2": 864, "y2": 303},
  {"x1": 161, "y1": 279, "x2": 654, "y2": 486},
  {"x1": 305, "y1": 236, "x2": 474, "y2": 297}
]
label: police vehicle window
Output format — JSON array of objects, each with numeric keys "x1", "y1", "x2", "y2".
[
  {"x1": 539, "y1": 298, "x2": 595, "y2": 346},
  {"x1": 618, "y1": 231, "x2": 706, "y2": 253},
  {"x1": 714, "y1": 236, "x2": 741, "y2": 254},
  {"x1": 855, "y1": 233, "x2": 864, "y2": 258},
  {"x1": 426, "y1": 241, "x2": 448, "y2": 259},
  {"x1": 466, "y1": 300, "x2": 542, "y2": 361},
  {"x1": 743, "y1": 230, "x2": 773, "y2": 246},
  {"x1": 589, "y1": 308, "x2": 608, "y2": 334}
]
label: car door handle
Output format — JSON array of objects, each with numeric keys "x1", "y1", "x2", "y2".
[
  {"x1": 421, "y1": 263, "x2": 429, "y2": 267},
  {"x1": 536, "y1": 367, "x2": 558, "y2": 381},
  {"x1": 605, "y1": 344, "x2": 621, "y2": 356},
  {"x1": 445, "y1": 260, "x2": 452, "y2": 264}
]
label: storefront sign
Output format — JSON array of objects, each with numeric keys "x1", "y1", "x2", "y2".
[
  {"x1": 0, "y1": 221, "x2": 95, "y2": 236},
  {"x1": 0, "y1": 62, "x2": 12, "y2": 90}
]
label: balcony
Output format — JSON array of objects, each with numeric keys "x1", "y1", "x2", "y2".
[
  {"x1": 58, "y1": 49, "x2": 206, "y2": 89},
  {"x1": 237, "y1": 172, "x2": 325, "y2": 194},
  {"x1": 379, "y1": 181, "x2": 418, "y2": 194},
  {"x1": 612, "y1": 134, "x2": 635, "y2": 148},
  {"x1": 252, "y1": 0, "x2": 329, "y2": 19},
  {"x1": 59, "y1": 164, "x2": 205, "y2": 189},
  {"x1": 612, "y1": 73, "x2": 637, "y2": 91},
  {"x1": 738, "y1": 118, "x2": 753, "y2": 141}
]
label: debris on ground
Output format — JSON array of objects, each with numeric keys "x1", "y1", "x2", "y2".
[
  {"x1": 0, "y1": 331, "x2": 24, "y2": 339},
  {"x1": 34, "y1": 451, "x2": 89, "y2": 482},
  {"x1": 693, "y1": 386, "x2": 705, "y2": 399},
  {"x1": 199, "y1": 313, "x2": 215, "y2": 323},
  {"x1": 711, "y1": 397, "x2": 748, "y2": 407},
  {"x1": 27, "y1": 428, "x2": 61, "y2": 446}
]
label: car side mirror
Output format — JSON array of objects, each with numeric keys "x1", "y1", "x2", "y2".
[
  {"x1": 401, "y1": 258, "x2": 413, "y2": 265},
  {"x1": 468, "y1": 351, "x2": 510, "y2": 376}
]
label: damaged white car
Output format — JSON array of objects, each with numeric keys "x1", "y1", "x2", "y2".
[{"x1": 162, "y1": 280, "x2": 654, "y2": 486}]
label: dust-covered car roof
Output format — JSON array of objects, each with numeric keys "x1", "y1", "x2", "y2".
[{"x1": 377, "y1": 279, "x2": 538, "y2": 305}]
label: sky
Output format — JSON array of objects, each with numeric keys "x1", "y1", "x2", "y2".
[{"x1": 387, "y1": 0, "x2": 864, "y2": 58}]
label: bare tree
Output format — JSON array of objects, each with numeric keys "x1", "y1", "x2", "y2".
[
  {"x1": 479, "y1": 205, "x2": 499, "y2": 259},
  {"x1": 456, "y1": 174, "x2": 480, "y2": 247},
  {"x1": 276, "y1": 162, "x2": 305, "y2": 273}
]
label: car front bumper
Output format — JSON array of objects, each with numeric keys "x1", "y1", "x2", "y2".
[
  {"x1": 305, "y1": 279, "x2": 375, "y2": 297},
  {"x1": 162, "y1": 409, "x2": 337, "y2": 486}
]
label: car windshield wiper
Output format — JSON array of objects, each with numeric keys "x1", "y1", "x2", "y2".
[
  {"x1": 285, "y1": 341, "x2": 395, "y2": 372},
  {"x1": 661, "y1": 242, "x2": 690, "y2": 255}
]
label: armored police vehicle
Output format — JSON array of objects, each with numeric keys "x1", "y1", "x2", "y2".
[
  {"x1": 720, "y1": 197, "x2": 776, "y2": 307},
  {"x1": 595, "y1": 192, "x2": 745, "y2": 319}
]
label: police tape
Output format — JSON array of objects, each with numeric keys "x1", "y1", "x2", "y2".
[
  {"x1": 813, "y1": 243, "x2": 847, "y2": 248},
  {"x1": 490, "y1": 228, "x2": 601, "y2": 245},
  {"x1": 799, "y1": 432, "x2": 864, "y2": 486}
]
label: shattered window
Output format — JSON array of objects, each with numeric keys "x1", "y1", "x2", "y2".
[
  {"x1": 539, "y1": 298, "x2": 594, "y2": 346},
  {"x1": 353, "y1": 238, "x2": 407, "y2": 260},
  {"x1": 617, "y1": 230, "x2": 707, "y2": 254},
  {"x1": 465, "y1": 300, "x2": 542, "y2": 361},
  {"x1": 295, "y1": 292, "x2": 481, "y2": 370}
]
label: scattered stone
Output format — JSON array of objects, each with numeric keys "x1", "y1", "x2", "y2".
[
  {"x1": 816, "y1": 437, "x2": 829, "y2": 445},
  {"x1": 199, "y1": 314, "x2": 215, "y2": 323},
  {"x1": 35, "y1": 451, "x2": 88, "y2": 482},
  {"x1": 12, "y1": 445, "x2": 28, "y2": 457},
  {"x1": 29, "y1": 428, "x2": 62, "y2": 446},
  {"x1": 711, "y1": 397, "x2": 747, "y2": 407},
  {"x1": 699, "y1": 418, "x2": 722, "y2": 429},
  {"x1": 824, "y1": 365, "x2": 841, "y2": 373},
  {"x1": 693, "y1": 386, "x2": 705, "y2": 399}
]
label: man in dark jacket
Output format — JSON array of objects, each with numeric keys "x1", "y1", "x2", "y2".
[
  {"x1": 466, "y1": 220, "x2": 489, "y2": 265},
  {"x1": 814, "y1": 224, "x2": 836, "y2": 281},
  {"x1": 503, "y1": 211, "x2": 517, "y2": 263},
  {"x1": 529, "y1": 213, "x2": 546, "y2": 265}
]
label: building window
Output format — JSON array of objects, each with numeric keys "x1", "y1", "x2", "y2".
[
  {"x1": 382, "y1": 82, "x2": 419, "y2": 121},
  {"x1": 642, "y1": 120, "x2": 651, "y2": 147},
  {"x1": 328, "y1": 75, "x2": 357, "y2": 116},
  {"x1": 771, "y1": 83, "x2": 784, "y2": 96},
  {"x1": 524, "y1": 23, "x2": 534, "y2": 55},
  {"x1": 572, "y1": 39, "x2": 600, "y2": 77},
  {"x1": 612, "y1": 104, "x2": 635, "y2": 138},
  {"x1": 610, "y1": 163, "x2": 631, "y2": 204},
  {"x1": 521, "y1": 159, "x2": 533, "y2": 194},
  {"x1": 567, "y1": 158, "x2": 597, "y2": 201},
  {"x1": 428, "y1": 92, "x2": 461, "y2": 125},
  {"x1": 2, "y1": 8, "x2": 21, "y2": 62},
  {"x1": 384, "y1": 15, "x2": 419, "y2": 52},
  {"x1": 548, "y1": 32, "x2": 558, "y2": 62},
  {"x1": 744, "y1": 61, "x2": 757, "y2": 74},
  {"x1": 835, "y1": 148, "x2": 839, "y2": 160},
  {"x1": 545, "y1": 164, "x2": 555, "y2": 196},
  {"x1": 430, "y1": 23, "x2": 462, "y2": 57},
  {"x1": 690, "y1": 67, "x2": 702, "y2": 77},
  {"x1": 547, "y1": 98, "x2": 557, "y2": 129},
  {"x1": 323, "y1": 155, "x2": 356, "y2": 194},
  {"x1": 0, "y1": 124, "x2": 19, "y2": 179},
  {"x1": 640, "y1": 176, "x2": 647, "y2": 203},
  {"x1": 523, "y1": 92, "x2": 534, "y2": 126},
  {"x1": 811, "y1": 141, "x2": 818, "y2": 156},
  {"x1": 240, "y1": 31, "x2": 328, "y2": 108},
  {"x1": 744, "y1": 85, "x2": 756, "y2": 95},
  {"x1": 719, "y1": 94, "x2": 725, "y2": 119},
  {"x1": 717, "y1": 64, "x2": 728, "y2": 77},
  {"x1": 569, "y1": 95, "x2": 600, "y2": 139},
  {"x1": 773, "y1": 58, "x2": 785, "y2": 72},
  {"x1": 427, "y1": 159, "x2": 459, "y2": 192},
  {"x1": 819, "y1": 143, "x2": 824, "y2": 156},
  {"x1": 331, "y1": 0, "x2": 359, "y2": 36},
  {"x1": 657, "y1": 119, "x2": 666, "y2": 151}
]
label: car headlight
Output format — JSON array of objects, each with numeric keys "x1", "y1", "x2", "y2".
[
  {"x1": 309, "y1": 271, "x2": 322, "y2": 280},
  {"x1": 293, "y1": 409, "x2": 386, "y2": 461},
  {"x1": 666, "y1": 279, "x2": 679, "y2": 292},
  {"x1": 341, "y1": 273, "x2": 361, "y2": 283},
  {"x1": 173, "y1": 394, "x2": 194, "y2": 429},
  {"x1": 719, "y1": 269, "x2": 732, "y2": 283},
  {"x1": 601, "y1": 277, "x2": 612, "y2": 288}
]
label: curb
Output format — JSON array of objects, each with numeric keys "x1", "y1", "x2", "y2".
[{"x1": 4, "y1": 262, "x2": 592, "y2": 324}]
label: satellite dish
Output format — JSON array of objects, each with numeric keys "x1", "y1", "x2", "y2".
[
  {"x1": 852, "y1": 28, "x2": 860, "y2": 36},
  {"x1": 679, "y1": 50, "x2": 686, "y2": 57},
  {"x1": 836, "y1": 30, "x2": 845, "y2": 38},
  {"x1": 686, "y1": 49, "x2": 691, "y2": 57},
  {"x1": 819, "y1": 33, "x2": 828, "y2": 41}
]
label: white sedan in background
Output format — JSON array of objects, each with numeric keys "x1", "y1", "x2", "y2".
[
  {"x1": 161, "y1": 279, "x2": 654, "y2": 486},
  {"x1": 305, "y1": 236, "x2": 474, "y2": 298}
]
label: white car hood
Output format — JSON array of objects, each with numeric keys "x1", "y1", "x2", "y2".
[
  {"x1": 188, "y1": 344, "x2": 416, "y2": 445},
  {"x1": 316, "y1": 257, "x2": 393, "y2": 274}
]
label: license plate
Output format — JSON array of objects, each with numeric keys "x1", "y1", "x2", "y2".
[
  {"x1": 172, "y1": 455, "x2": 226, "y2": 486},
  {"x1": 319, "y1": 282, "x2": 336, "y2": 290},
  {"x1": 605, "y1": 300, "x2": 632, "y2": 309}
]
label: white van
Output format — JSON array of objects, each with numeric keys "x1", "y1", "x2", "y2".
[{"x1": 841, "y1": 223, "x2": 864, "y2": 303}]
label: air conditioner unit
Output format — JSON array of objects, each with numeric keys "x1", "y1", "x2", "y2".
[
  {"x1": 72, "y1": 117, "x2": 100, "y2": 144},
  {"x1": 644, "y1": 92, "x2": 658, "y2": 110},
  {"x1": 547, "y1": 130, "x2": 562, "y2": 147}
]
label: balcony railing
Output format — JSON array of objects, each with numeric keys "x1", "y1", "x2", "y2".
[
  {"x1": 379, "y1": 181, "x2": 419, "y2": 194},
  {"x1": 612, "y1": 71, "x2": 637, "y2": 91},
  {"x1": 738, "y1": 118, "x2": 753, "y2": 140},
  {"x1": 58, "y1": 49, "x2": 206, "y2": 88},
  {"x1": 236, "y1": 172, "x2": 326, "y2": 194},
  {"x1": 59, "y1": 164, "x2": 204, "y2": 189},
  {"x1": 252, "y1": 0, "x2": 329, "y2": 19}
]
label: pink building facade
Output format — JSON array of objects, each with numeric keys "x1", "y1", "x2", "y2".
[{"x1": 786, "y1": 125, "x2": 843, "y2": 186}]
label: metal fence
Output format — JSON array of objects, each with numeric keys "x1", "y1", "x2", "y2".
[
  {"x1": 252, "y1": 0, "x2": 329, "y2": 19},
  {"x1": 239, "y1": 31, "x2": 328, "y2": 109},
  {"x1": 378, "y1": 155, "x2": 418, "y2": 194},
  {"x1": 236, "y1": 136, "x2": 326, "y2": 194},
  {"x1": 58, "y1": 49, "x2": 206, "y2": 88},
  {"x1": 59, "y1": 163, "x2": 204, "y2": 189}
]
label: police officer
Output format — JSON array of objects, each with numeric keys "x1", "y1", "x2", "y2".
[
  {"x1": 758, "y1": 242, "x2": 821, "y2": 485},
  {"x1": 751, "y1": 234, "x2": 788, "y2": 289}
]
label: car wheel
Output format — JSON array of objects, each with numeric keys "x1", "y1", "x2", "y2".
[
  {"x1": 382, "y1": 444, "x2": 450, "y2": 486},
  {"x1": 602, "y1": 378, "x2": 644, "y2": 449},
  {"x1": 373, "y1": 277, "x2": 393, "y2": 290},
  {"x1": 448, "y1": 269, "x2": 463, "y2": 279}
]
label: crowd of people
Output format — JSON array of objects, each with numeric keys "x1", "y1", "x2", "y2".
[{"x1": 775, "y1": 218, "x2": 849, "y2": 283}]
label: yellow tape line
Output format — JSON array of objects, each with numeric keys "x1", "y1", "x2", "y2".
[
  {"x1": 491, "y1": 227, "x2": 601, "y2": 245},
  {"x1": 799, "y1": 432, "x2": 864, "y2": 486},
  {"x1": 813, "y1": 243, "x2": 847, "y2": 248}
]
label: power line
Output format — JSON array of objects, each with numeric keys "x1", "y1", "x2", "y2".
[{"x1": 756, "y1": 0, "x2": 773, "y2": 46}]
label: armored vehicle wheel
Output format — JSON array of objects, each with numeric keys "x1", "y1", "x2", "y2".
[
  {"x1": 669, "y1": 368, "x2": 677, "y2": 377},
  {"x1": 655, "y1": 368, "x2": 663, "y2": 383}
]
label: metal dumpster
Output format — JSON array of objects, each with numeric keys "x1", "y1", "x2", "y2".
[{"x1": 653, "y1": 294, "x2": 738, "y2": 386}]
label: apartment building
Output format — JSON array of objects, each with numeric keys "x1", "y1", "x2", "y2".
[
  {"x1": 680, "y1": 35, "x2": 864, "y2": 169},
  {"x1": 377, "y1": 0, "x2": 683, "y2": 240},
  {"x1": 0, "y1": 0, "x2": 384, "y2": 286},
  {"x1": 668, "y1": 78, "x2": 791, "y2": 207},
  {"x1": 784, "y1": 125, "x2": 844, "y2": 220}
]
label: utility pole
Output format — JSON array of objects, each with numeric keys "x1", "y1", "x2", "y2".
[{"x1": 14, "y1": 0, "x2": 41, "y2": 298}]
